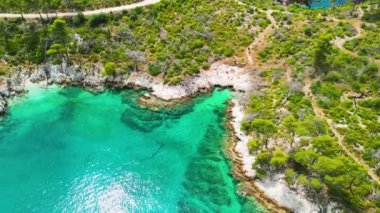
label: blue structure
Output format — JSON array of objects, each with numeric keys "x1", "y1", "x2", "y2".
[{"x1": 310, "y1": 0, "x2": 349, "y2": 9}]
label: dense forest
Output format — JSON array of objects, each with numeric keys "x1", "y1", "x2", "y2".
[{"x1": 0, "y1": 0, "x2": 379, "y2": 211}]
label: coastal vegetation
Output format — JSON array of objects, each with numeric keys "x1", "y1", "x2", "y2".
[
  {"x1": 242, "y1": 0, "x2": 380, "y2": 211},
  {"x1": 0, "y1": 0, "x2": 269, "y2": 84}
]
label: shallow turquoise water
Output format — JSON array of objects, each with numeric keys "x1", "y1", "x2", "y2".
[{"x1": 0, "y1": 86, "x2": 264, "y2": 212}]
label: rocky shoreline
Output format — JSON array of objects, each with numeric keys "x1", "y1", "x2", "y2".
[
  {"x1": 0, "y1": 61, "x2": 253, "y2": 113},
  {"x1": 0, "y1": 61, "x2": 323, "y2": 212},
  {"x1": 225, "y1": 101, "x2": 290, "y2": 213}
]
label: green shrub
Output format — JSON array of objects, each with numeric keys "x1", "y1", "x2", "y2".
[
  {"x1": 359, "y1": 98, "x2": 380, "y2": 110},
  {"x1": 89, "y1": 13, "x2": 108, "y2": 28},
  {"x1": 101, "y1": 62, "x2": 116, "y2": 76},
  {"x1": 223, "y1": 48, "x2": 234, "y2": 57},
  {"x1": 186, "y1": 65, "x2": 200, "y2": 75},
  {"x1": 325, "y1": 71, "x2": 343, "y2": 82},
  {"x1": 73, "y1": 12, "x2": 86, "y2": 26},
  {"x1": 170, "y1": 76, "x2": 182, "y2": 85},
  {"x1": 270, "y1": 150, "x2": 289, "y2": 167},
  {"x1": 148, "y1": 64, "x2": 161, "y2": 76},
  {"x1": 247, "y1": 139, "x2": 261, "y2": 153},
  {"x1": 0, "y1": 69, "x2": 7, "y2": 75},
  {"x1": 285, "y1": 168, "x2": 296, "y2": 185},
  {"x1": 309, "y1": 178, "x2": 322, "y2": 190}
]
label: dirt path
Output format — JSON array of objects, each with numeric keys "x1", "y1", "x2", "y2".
[
  {"x1": 233, "y1": 0, "x2": 279, "y2": 66},
  {"x1": 303, "y1": 77, "x2": 380, "y2": 185},
  {"x1": 331, "y1": 19, "x2": 362, "y2": 55},
  {"x1": 331, "y1": 8, "x2": 380, "y2": 68},
  {"x1": 0, "y1": 0, "x2": 160, "y2": 19},
  {"x1": 246, "y1": 9, "x2": 277, "y2": 67}
]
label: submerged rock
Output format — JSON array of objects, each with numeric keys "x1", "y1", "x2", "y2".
[
  {"x1": 208, "y1": 185, "x2": 232, "y2": 206},
  {"x1": 0, "y1": 97, "x2": 7, "y2": 115},
  {"x1": 183, "y1": 180, "x2": 210, "y2": 195},
  {"x1": 120, "y1": 90, "x2": 199, "y2": 132},
  {"x1": 177, "y1": 197, "x2": 210, "y2": 213},
  {"x1": 120, "y1": 109, "x2": 165, "y2": 132}
]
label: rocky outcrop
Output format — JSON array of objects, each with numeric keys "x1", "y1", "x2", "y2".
[
  {"x1": 126, "y1": 63, "x2": 255, "y2": 101},
  {"x1": 0, "y1": 61, "x2": 254, "y2": 115},
  {"x1": 0, "y1": 72, "x2": 27, "y2": 114},
  {"x1": 29, "y1": 62, "x2": 106, "y2": 90}
]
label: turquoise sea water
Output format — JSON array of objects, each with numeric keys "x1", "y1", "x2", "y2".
[
  {"x1": 310, "y1": 0, "x2": 348, "y2": 9},
  {"x1": 0, "y1": 85, "x2": 264, "y2": 212}
]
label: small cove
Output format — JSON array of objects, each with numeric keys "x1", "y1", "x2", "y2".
[{"x1": 0, "y1": 85, "x2": 265, "y2": 212}]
